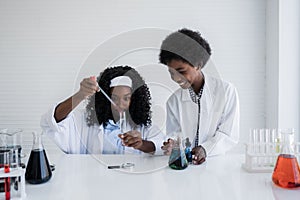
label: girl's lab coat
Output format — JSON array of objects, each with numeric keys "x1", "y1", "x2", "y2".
[
  {"x1": 40, "y1": 105, "x2": 164, "y2": 154},
  {"x1": 166, "y1": 73, "x2": 240, "y2": 156}
]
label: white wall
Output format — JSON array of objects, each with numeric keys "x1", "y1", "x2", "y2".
[
  {"x1": 0, "y1": 0, "x2": 267, "y2": 152},
  {"x1": 278, "y1": 0, "x2": 300, "y2": 142},
  {"x1": 266, "y1": 0, "x2": 300, "y2": 142},
  {"x1": 266, "y1": 0, "x2": 279, "y2": 131}
]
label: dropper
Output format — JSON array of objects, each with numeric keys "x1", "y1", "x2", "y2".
[{"x1": 90, "y1": 76, "x2": 121, "y2": 112}]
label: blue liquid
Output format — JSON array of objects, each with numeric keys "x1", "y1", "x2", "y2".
[
  {"x1": 169, "y1": 148, "x2": 188, "y2": 170},
  {"x1": 185, "y1": 147, "x2": 192, "y2": 163}
]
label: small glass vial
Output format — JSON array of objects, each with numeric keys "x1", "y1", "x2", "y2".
[{"x1": 119, "y1": 111, "x2": 127, "y2": 134}]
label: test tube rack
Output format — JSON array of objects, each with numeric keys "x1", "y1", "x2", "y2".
[
  {"x1": 242, "y1": 142, "x2": 300, "y2": 173},
  {"x1": 0, "y1": 167, "x2": 26, "y2": 200}
]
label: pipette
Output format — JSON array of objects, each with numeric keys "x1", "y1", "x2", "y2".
[{"x1": 90, "y1": 76, "x2": 120, "y2": 111}]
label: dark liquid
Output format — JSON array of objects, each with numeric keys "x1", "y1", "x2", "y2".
[
  {"x1": 25, "y1": 149, "x2": 52, "y2": 184},
  {"x1": 169, "y1": 148, "x2": 188, "y2": 170},
  {"x1": 272, "y1": 154, "x2": 300, "y2": 188}
]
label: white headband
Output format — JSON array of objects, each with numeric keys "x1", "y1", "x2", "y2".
[{"x1": 110, "y1": 76, "x2": 132, "y2": 88}]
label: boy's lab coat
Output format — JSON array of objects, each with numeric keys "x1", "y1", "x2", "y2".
[{"x1": 166, "y1": 73, "x2": 240, "y2": 156}]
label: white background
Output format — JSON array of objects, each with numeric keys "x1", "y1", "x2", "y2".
[{"x1": 0, "y1": 0, "x2": 299, "y2": 153}]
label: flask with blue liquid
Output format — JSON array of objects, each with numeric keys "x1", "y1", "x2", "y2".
[{"x1": 168, "y1": 137, "x2": 188, "y2": 170}]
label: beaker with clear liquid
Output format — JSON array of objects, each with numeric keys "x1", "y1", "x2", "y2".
[
  {"x1": 272, "y1": 129, "x2": 300, "y2": 188},
  {"x1": 168, "y1": 137, "x2": 188, "y2": 170},
  {"x1": 25, "y1": 132, "x2": 52, "y2": 184}
]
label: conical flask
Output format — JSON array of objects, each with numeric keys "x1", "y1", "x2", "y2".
[
  {"x1": 25, "y1": 132, "x2": 52, "y2": 184},
  {"x1": 272, "y1": 129, "x2": 300, "y2": 188},
  {"x1": 168, "y1": 137, "x2": 188, "y2": 170}
]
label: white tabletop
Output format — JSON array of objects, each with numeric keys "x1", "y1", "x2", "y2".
[{"x1": 24, "y1": 152, "x2": 300, "y2": 200}]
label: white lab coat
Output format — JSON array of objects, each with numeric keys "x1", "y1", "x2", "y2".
[
  {"x1": 166, "y1": 73, "x2": 240, "y2": 156},
  {"x1": 40, "y1": 105, "x2": 164, "y2": 154}
]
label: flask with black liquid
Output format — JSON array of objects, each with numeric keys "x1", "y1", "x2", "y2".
[{"x1": 25, "y1": 132, "x2": 52, "y2": 184}]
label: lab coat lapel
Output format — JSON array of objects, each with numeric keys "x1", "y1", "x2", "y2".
[
  {"x1": 199, "y1": 75, "x2": 214, "y2": 140},
  {"x1": 180, "y1": 89, "x2": 198, "y2": 140},
  {"x1": 202, "y1": 74, "x2": 214, "y2": 114},
  {"x1": 201, "y1": 74, "x2": 226, "y2": 141}
]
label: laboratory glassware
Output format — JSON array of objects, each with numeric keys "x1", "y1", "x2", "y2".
[
  {"x1": 25, "y1": 132, "x2": 52, "y2": 184},
  {"x1": 185, "y1": 137, "x2": 192, "y2": 163},
  {"x1": 272, "y1": 129, "x2": 300, "y2": 188},
  {"x1": 169, "y1": 137, "x2": 188, "y2": 170}
]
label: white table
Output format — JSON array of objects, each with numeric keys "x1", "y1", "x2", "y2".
[{"x1": 24, "y1": 153, "x2": 300, "y2": 200}]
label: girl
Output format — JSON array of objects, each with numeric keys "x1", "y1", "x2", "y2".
[{"x1": 41, "y1": 66, "x2": 164, "y2": 154}]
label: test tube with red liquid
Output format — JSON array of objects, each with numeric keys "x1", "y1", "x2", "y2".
[{"x1": 4, "y1": 164, "x2": 10, "y2": 200}]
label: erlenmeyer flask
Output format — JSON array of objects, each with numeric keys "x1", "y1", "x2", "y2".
[
  {"x1": 272, "y1": 129, "x2": 300, "y2": 188},
  {"x1": 25, "y1": 132, "x2": 52, "y2": 184},
  {"x1": 168, "y1": 137, "x2": 188, "y2": 170}
]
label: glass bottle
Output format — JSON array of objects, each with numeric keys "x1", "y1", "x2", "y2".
[
  {"x1": 272, "y1": 129, "x2": 300, "y2": 188},
  {"x1": 185, "y1": 137, "x2": 192, "y2": 163},
  {"x1": 168, "y1": 137, "x2": 188, "y2": 170},
  {"x1": 25, "y1": 132, "x2": 52, "y2": 184}
]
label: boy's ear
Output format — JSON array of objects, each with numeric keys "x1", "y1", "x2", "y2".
[{"x1": 196, "y1": 61, "x2": 203, "y2": 70}]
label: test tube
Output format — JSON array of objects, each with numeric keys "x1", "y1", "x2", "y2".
[
  {"x1": 249, "y1": 128, "x2": 259, "y2": 168},
  {"x1": 261, "y1": 129, "x2": 273, "y2": 166},
  {"x1": 275, "y1": 129, "x2": 281, "y2": 153},
  {"x1": 119, "y1": 111, "x2": 126, "y2": 153},
  {"x1": 0, "y1": 150, "x2": 11, "y2": 200},
  {"x1": 270, "y1": 129, "x2": 277, "y2": 165},
  {"x1": 253, "y1": 129, "x2": 260, "y2": 154},
  {"x1": 257, "y1": 129, "x2": 264, "y2": 166},
  {"x1": 119, "y1": 111, "x2": 126, "y2": 134},
  {"x1": 264, "y1": 129, "x2": 271, "y2": 166}
]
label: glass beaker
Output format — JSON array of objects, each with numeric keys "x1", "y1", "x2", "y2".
[
  {"x1": 0, "y1": 128, "x2": 22, "y2": 169},
  {"x1": 25, "y1": 132, "x2": 52, "y2": 184},
  {"x1": 272, "y1": 129, "x2": 300, "y2": 188},
  {"x1": 168, "y1": 137, "x2": 188, "y2": 170}
]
